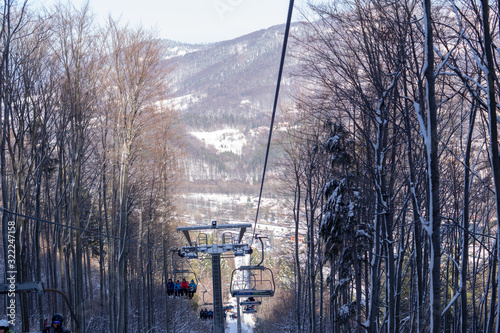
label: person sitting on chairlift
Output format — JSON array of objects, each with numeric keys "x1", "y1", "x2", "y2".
[
  {"x1": 188, "y1": 279, "x2": 197, "y2": 299},
  {"x1": 174, "y1": 280, "x2": 181, "y2": 297},
  {"x1": 200, "y1": 308, "x2": 207, "y2": 320},
  {"x1": 180, "y1": 278, "x2": 189, "y2": 297},
  {"x1": 167, "y1": 278, "x2": 174, "y2": 297},
  {"x1": 244, "y1": 305, "x2": 255, "y2": 311},
  {"x1": 43, "y1": 313, "x2": 70, "y2": 333}
]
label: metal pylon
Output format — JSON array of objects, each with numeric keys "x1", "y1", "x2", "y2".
[
  {"x1": 237, "y1": 296, "x2": 242, "y2": 333},
  {"x1": 177, "y1": 221, "x2": 253, "y2": 333},
  {"x1": 212, "y1": 253, "x2": 224, "y2": 333}
]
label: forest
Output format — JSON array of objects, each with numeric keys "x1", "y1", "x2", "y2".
[
  {"x1": 0, "y1": 0, "x2": 185, "y2": 332},
  {"x1": 1, "y1": 0, "x2": 500, "y2": 332},
  {"x1": 266, "y1": 0, "x2": 500, "y2": 332}
]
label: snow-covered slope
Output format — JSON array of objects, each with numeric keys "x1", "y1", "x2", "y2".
[{"x1": 165, "y1": 24, "x2": 301, "y2": 188}]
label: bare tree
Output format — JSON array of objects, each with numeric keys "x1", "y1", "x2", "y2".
[
  {"x1": 51, "y1": 2, "x2": 101, "y2": 331},
  {"x1": 104, "y1": 19, "x2": 170, "y2": 333}
]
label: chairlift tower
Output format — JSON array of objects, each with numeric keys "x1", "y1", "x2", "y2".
[{"x1": 177, "y1": 221, "x2": 252, "y2": 333}]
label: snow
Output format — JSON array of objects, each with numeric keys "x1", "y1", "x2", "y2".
[
  {"x1": 189, "y1": 128, "x2": 247, "y2": 155},
  {"x1": 339, "y1": 304, "x2": 350, "y2": 316},
  {"x1": 320, "y1": 211, "x2": 331, "y2": 229},
  {"x1": 181, "y1": 193, "x2": 285, "y2": 217},
  {"x1": 348, "y1": 201, "x2": 355, "y2": 217},
  {"x1": 226, "y1": 318, "x2": 253, "y2": 333},
  {"x1": 356, "y1": 230, "x2": 370, "y2": 238},
  {"x1": 248, "y1": 127, "x2": 266, "y2": 137},
  {"x1": 337, "y1": 278, "x2": 350, "y2": 287},
  {"x1": 167, "y1": 46, "x2": 187, "y2": 57},
  {"x1": 183, "y1": 193, "x2": 253, "y2": 206},
  {"x1": 324, "y1": 135, "x2": 339, "y2": 150},
  {"x1": 164, "y1": 45, "x2": 206, "y2": 59},
  {"x1": 230, "y1": 43, "x2": 248, "y2": 55},
  {"x1": 169, "y1": 93, "x2": 206, "y2": 111}
]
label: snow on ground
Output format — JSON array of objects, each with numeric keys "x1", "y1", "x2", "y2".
[
  {"x1": 183, "y1": 193, "x2": 250, "y2": 205},
  {"x1": 181, "y1": 193, "x2": 281, "y2": 211},
  {"x1": 169, "y1": 93, "x2": 206, "y2": 111},
  {"x1": 227, "y1": 316, "x2": 254, "y2": 333},
  {"x1": 166, "y1": 46, "x2": 187, "y2": 57},
  {"x1": 164, "y1": 45, "x2": 207, "y2": 59},
  {"x1": 189, "y1": 129, "x2": 247, "y2": 155}
]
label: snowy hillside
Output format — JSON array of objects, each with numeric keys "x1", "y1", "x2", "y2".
[{"x1": 165, "y1": 24, "x2": 301, "y2": 196}]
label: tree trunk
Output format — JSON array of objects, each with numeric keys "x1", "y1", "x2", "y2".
[
  {"x1": 294, "y1": 175, "x2": 302, "y2": 331},
  {"x1": 117, "y1": 143, "x2": 130, "y2": 333},
  {"x1": 423, "y1": 0, "x2": 441, "y2": 331},
  {"x1": 478, "y1": 1, "x2": 500, "y2": 331},
  {"x1": 460, "y1": 97, "x2": 477, "y2": 333}
]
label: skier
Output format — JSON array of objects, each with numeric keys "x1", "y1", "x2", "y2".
[
  {"x1": 0, "y1": 319, "x2": 13, "y2": 333},
  {"x1": 43, "y1": 313, "x2": 70, "y2": 333}
]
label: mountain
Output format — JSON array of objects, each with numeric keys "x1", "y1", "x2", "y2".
[{"x1": 164, "y1": 24, "x2": 301, "y2": 192}]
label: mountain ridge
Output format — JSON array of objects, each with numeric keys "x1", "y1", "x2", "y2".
[{"x1": 165, "y1": 23, "x2": 301, "y2": 192}]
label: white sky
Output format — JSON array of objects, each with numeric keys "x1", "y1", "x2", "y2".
[{"x1": 36, "y1": 0, "x2": 313, "y2": 44}]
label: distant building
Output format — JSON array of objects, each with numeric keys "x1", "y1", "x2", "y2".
[{"x1": 290, "y1": 234, "x2": 305, "y2": 242}]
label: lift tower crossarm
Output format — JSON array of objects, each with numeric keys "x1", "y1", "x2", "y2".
[{"x1": 177, "y1": 223, "x2": 253, "y2": 244}]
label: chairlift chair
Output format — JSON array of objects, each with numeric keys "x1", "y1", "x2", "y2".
[
  {"x1": 230, "y1": 265, "x2": 275, "y2": 298},
  {"x1": 230, "y1": 235, "x2": 275, "y2": 298},
  {"x1": 171, "y1": 249, "x2": 198, "y2": 281},
  {"x1": 202, "y1": 290, "x2": 233, "y2": 309},
  {"x1": 170, "y1": 249, "x2": 198, "y2": 298},
  {"x1": 201, "y1": 290, "x2": 213, "y2": 306}
]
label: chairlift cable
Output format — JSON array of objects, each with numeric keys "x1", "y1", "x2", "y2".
[
  {"x1": 252, "y1": 0, "x2": 295, "y2": 245},
  {"x1": 0, "y1": 206, "x2": 161, "y2": 249}
]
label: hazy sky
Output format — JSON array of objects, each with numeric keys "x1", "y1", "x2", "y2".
[{"x1": 37, "y1": 0, "x2": 312, "y2": 44}]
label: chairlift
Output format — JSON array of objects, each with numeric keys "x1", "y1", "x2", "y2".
[
  {"x1": 169, "y1": 249, "x2": 198, "y2": 298},
  {"x1": 229, "y1": 235, "x2": 275, "y2": 298},
  {"x1": 230, "y1": 265, "x2": 275, "y2": 297},
  {"x1": 171, "y1": 249, "x2": 197, "y2": 280},
  {"x1": 201, "y1": 290, "x2": 213, "y2": 306},
  {"x1": 0, "y1": 282, "x2": 80, "y2": 329},
  {"x1": 201, "y1": 290, "x2": 233, "y2": 309},
  {"x1": 171, "y1": 269, "x2": 197, "y2": 283}
]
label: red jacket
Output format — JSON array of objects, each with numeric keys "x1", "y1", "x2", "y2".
[{"x1": 180, "y1": 281, "x2": 189, "y2": 289}]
